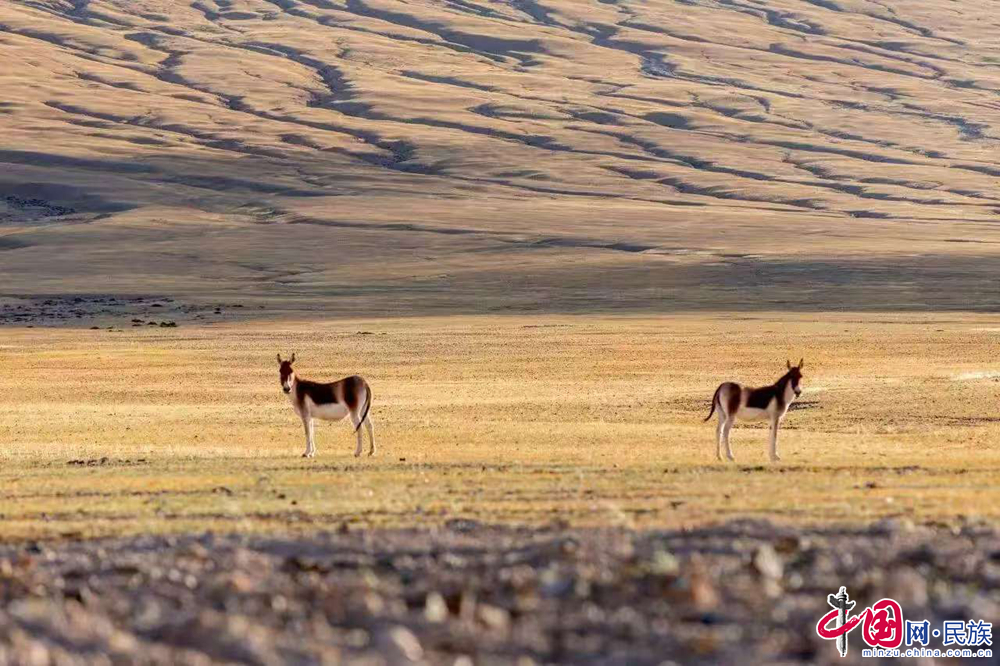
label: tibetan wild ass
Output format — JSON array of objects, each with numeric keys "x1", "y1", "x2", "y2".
[
  {"x1": 705, "y1": 360, "x2": 804, "y2": 462},
  {"x1": 278, "y1": 354, "x2": 375, "y2": 458}
]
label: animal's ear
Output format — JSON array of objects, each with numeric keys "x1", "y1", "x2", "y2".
[
  {"x1": 798, "y1": 358, "x2": 805, "y2": 369},
  {"x1": 787, "y1": 359, "x2": 792, "y2": 369},
  {"x1": 290, "y1": 353, "x2": 296, "y2": 364},
  {"x1": 277, "y1": 353, "x2": 283, "y2": 365}
]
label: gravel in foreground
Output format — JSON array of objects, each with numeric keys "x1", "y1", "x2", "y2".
[{"x1": 0, "y1": 519, "x2": 997, "y2": 665}]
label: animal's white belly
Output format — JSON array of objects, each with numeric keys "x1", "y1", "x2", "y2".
[
  {"x1": 308, "y1": 400, "x2": 349, "y2": 421},
  {"x1": 737, "y1": 406, "x2": 770, "y2": 421}
]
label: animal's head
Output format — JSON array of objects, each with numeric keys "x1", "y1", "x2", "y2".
[
  {"x1": 277, "y1": 353, "x2": 296, "y2": 393},
  {"x1": 785, "y1": 359, "x2": 805, "y2": 397}
]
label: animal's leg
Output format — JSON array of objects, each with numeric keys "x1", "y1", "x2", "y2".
[
  {"x1": 716, "y1": 412, "x2": 725, "y2": 461},
  {"x1": 723, "y1": 418, "x2": 736, "y2": 461},
  {"x1": 351, "y1": 413, "x2": 363, "y2": 458},
  {"x1": 364, "y1": 416, "x2": 376, "y2": 456},
  {"x1": 769, "y1": 417, "x2": 781, "y2": 462},
  {"x1": 302, "y1": 417, "x2": 315, "y2": 458}
]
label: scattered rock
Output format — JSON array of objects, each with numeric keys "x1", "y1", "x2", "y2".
[
  {"x1": 377, "y1": 626, "x2": 423, "y2": 662},
  {"x1": 424, "y1": 591, "x2": 449, "y2": 623},
  {"x1": 886, "y1": 568, "x2": 928, "y2": 607},
  {"x1": 444, "y1": 518, "x2": 482, "y2": 533},
  {"x1": 0, "y1": 523, "x2": 992, "y2": 663},
  {"x1": 2, "y1": 194, "x2": 75, "y2": 218},
  {"x1": 752, "y1": 544, "x2": 784, "y2": 580},
  {"x1": 774, "y1": 535, "x2": 807, "y2": 555},
  {"x1": 477, "y1": 603, "x2": 511, "y2": 632},
  {"x1": 686, "y1": 559, "x2": 720, "y2": 611},
  {"x1": 874, "y1": 517, "x2": 916, "y2": 535},
  {"x1": 648, "y1": 549, "x2": 680, "y2": 576}
]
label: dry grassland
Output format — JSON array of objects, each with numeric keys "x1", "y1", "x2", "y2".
[
  {"x1": 2, "y1": 313, "x2": 998, "y2": 540},
  {"x1": 1, "y1": 0, "x2": 998, "y2": 546}
]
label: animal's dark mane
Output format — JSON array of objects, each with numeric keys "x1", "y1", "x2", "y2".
[
  {"x1": 745, "y1": 369, "x2": 799, "y2": 410},
  {"x1": 775, "y1": 370, "x2": 794, "y2": 391},
  {"x1": 773, "y1": 367, "x2": 803, "y2": 395}
]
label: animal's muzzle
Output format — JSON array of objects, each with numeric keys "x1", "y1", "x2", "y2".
[
  {"x1": 794, "y1": 389, "x2": 802, "y2": 397},
  {"x1": 283, "y1": 387, "x2": 291, "y2": 394}
]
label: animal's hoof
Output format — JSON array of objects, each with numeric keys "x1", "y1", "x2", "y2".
[
  {"x1": 354, "y1": 452, "x2": 361, "y2": 458},
  {"x1": 770, "y1": 456, "x2": 781, "y2": 463},
  {"x1": 726, "y1": 456, "x2": 736, "y2": 462},
  {"x1": 368, "y1": 451, "x2": 376, "y2": 457}
]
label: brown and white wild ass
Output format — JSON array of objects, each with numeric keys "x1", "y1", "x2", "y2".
[
  {"x1": 278, "y1": 354, "x2": 375, "y2": 458},
  {"x1": 705, "y1": 360, "x2": 804, "y2": 463}
]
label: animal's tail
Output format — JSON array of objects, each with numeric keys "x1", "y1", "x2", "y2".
[
  {"x1": 355, "y1": 382, "x2": 372, "y2": 432},
  {"x1": 704, "y1": 384, "x2": 722, "y2": 422}
]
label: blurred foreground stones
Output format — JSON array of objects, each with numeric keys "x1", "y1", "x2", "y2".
[{"x1": 0, "y1": 520, "x2": 997, "y2": 664}]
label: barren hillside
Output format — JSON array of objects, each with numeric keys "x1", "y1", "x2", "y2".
[{"x1": 2, "y1": 0, "x2": 999, "y2": 316}]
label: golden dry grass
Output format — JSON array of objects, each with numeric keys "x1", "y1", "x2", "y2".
[
  {"x1": 2, "y1": 313, "x2": 999, "y2": 540},
  {"x1": 2, "y1": 2, "x2": 1000, "y2": 543}
]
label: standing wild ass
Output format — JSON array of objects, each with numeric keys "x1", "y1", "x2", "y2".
[
  {"x1": 705, "y1": 360, "x2": 804, "y2": 462},
  {"x1": 277, "y1": 354, "x2": 375, "y2": 458}
]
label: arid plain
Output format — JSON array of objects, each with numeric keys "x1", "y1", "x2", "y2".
[
  {"x1": 2, "y1": 315, "x2": 1000, "y2": 540},
  {"x1": 2, "y1": 0, "x2": 999, "y2": 532},
  {"x1": 2, "y1": 0, "x2": 1000, "y2": 662}
]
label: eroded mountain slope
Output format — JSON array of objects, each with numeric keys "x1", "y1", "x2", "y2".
[{"x1": 2, "y1": 0, "x2": 999, "y2": 314}]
